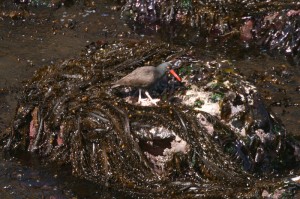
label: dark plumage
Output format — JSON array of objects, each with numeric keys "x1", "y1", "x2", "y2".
[{"x1": 112, "y1": 62, "x2": 181, "y2": 105}]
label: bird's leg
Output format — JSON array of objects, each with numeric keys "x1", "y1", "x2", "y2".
[
  {"x1": 138, "y1": 88, "x2": 142, "y2": 104},
  {"x1": 144, "y1": 91, "x2": 158, "y2": 106}
]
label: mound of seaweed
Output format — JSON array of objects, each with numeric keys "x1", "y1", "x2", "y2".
[{"x1": 3, "y1": 40, "x2": 300, "y2": 198}]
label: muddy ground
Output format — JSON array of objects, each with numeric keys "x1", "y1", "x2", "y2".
[{"x1": 0, "y1": 0, "x2": 135, "y2": 132}]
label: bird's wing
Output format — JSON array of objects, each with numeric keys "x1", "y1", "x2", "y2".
[{"x1": 114, "y1": 66, "x2": 158, "y2": 87}]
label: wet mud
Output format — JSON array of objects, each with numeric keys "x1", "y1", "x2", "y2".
[{"x1": 0, "y1": 0, "x2": 129, "y2": 132}]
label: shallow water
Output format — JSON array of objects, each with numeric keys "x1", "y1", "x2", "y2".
[{"x1": 0, "y1": 0, "x2": 300, "y2": 198}]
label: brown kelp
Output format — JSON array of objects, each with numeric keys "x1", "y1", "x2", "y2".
[
  {"x1": 3, "y1": 40, "x2": 300, "y2": 198},
  {"x1": 121, "y1": 0, "x2": 300, "y2": 65}
]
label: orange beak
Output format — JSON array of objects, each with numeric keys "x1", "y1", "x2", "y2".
[{"x1": 169, "y1": 69, "x2": 182, "y2": 82}]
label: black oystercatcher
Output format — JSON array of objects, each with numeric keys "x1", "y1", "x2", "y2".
[{"x1": 112, "y1": 62, "x2": 182, "y2": 105}]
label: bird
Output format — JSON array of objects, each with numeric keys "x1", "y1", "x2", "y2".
[{"x1": 111, "y1": 62, "x2": 182, "y2": 105}]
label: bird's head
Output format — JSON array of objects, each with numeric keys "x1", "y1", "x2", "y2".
[{"x1": 157, "y1": 62, "x2": 182, "y2": 82}]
